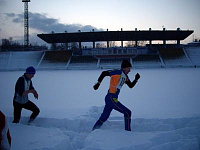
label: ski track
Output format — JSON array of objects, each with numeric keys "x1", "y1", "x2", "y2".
[{"x1": 8, "y1": 106, "x2": 200, "y2": 150}]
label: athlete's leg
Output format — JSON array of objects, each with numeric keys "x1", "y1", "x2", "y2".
[
  {"x1": 110, "y1": 97, "x2": 132, "y2": 131},
  {"x1": 93, "y1": 104, "x2": 113, "y2": 130},
  {"x1": 23, "y1": 100, "x2": 40, "y2": 122},
  {"x1": 13, "y1": 100, "x2": 23, "y2": 123},
  {"x1": 99, "y1": 104, "x2": 113, "y2": 122}
]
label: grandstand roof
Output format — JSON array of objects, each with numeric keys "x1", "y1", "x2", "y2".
[{"x1": 37, "y1": 30, "x2": 193, "y2": 43}]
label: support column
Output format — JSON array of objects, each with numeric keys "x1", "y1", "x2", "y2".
[
  {"x1": 121, "y1": 28, "x2": 123, "y2": 47},
  {"x1": 107, "y1": 41, "x2": 109, "y2": 48},
  {"x1": 107, "y1": 29, "x2": 109, "y2": 48},
  {"x1": 93, "y1": 41, "x2": 95, "y2": 48},
  {"x1": 92, "y1": 29, "x2": 95, "y2": 48},
  {"x1": 177, "y1": 28, "x2": 180, "y2": 47},
  {"x1": 163, "y1": 28, "x2": 166, "y2": 47},
  {"x1": 78, "y1": 30, "x2": 81, "y2": 49},
  {"x1": 79, "y1": 42, "x2": 81, "y2": 50},
  {"x1": 65, "y1": 43, "x2": 69, "y2": 50},
  {"x1": 149, "y1": 28, "x2": 152, "y2": 46},
  {"x1": 65, "y1": 30, "x2": 69, "y2": 50},
  {"x1": 135, "y1": 28, "x2": 138, "y2": 47},
  {"x1": 135, "y1": 41, "x2": 138, "y2": 47}
]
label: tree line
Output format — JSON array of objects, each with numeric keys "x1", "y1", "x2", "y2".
[{"x1": 0, "y1": 37, "x2": 48, "y2": 51}]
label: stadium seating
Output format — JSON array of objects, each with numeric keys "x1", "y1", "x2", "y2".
[
  {"x1": 68, "y1": 56, "x2": 98, "y2": 69},
  {"x1": 0, "y1": 46, "x2": 199, "y2": 71},
  {"x1": 0, "y1": 51, "x2": 43, "y2": 70},
  {"x1": 0, "y1": 52, "x2": 10, "y2": 70},
  {"x1": 132, "y1": 55, "x2": 162, "y2": 68},
  {"x1": 184, "y1": 47, "x2": 200, "y2": 66},
  {"x1": 158, "y1": 48, "x2": 191, "y2": 67},
  {"x1": 100, "y1": 58, "x2": 125, "y2": 69},
  {"x1": 39, "y1": 51, "x2": 72, "y2": 69},
  {"x1": 99, "y1": 56, "x2": 130, "y2": 69}
]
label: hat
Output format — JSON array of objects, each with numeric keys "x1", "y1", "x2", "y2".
[
  {"x1": 121, "y1": 60, "x2": 132, "y2": 69},
  {"x1": 25, "y1": 66, "x2": 36, "y2": 74}
]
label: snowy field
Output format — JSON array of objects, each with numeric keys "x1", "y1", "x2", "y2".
[{"x1": 0, "y1": 68, "x2": 200, "y2": 150}]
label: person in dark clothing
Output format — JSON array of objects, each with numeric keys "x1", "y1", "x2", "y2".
[
  {"x1": 92, "y1": 60, "x2": 140, "y2": 131},
  {"x1": 12, "y1": 66, "x2": 40, "y2": 124}
]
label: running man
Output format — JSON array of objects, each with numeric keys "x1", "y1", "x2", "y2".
[
  {"x1": 92, "y1": 60, "x2": 140, "y2": 131},
  {"x1": 12, "y1": 66, "x2": 40, "y2": 124}
]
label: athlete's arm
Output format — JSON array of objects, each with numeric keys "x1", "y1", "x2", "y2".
[
  {"x1": 93, "y1": 71, "x2": 110, "y2": 90},
  {"x1": 22, "y1": 81, "x2": 38, "y2": 99},
  {"x1": 22, "y1": 80, "x2": 34, "y2": 95},
  {"x1": 126, "y1": 73, "x2": 140, "y2": 88},
  {"x1": 23, "y1": 89, "x2": 38, "y2": 99},
  {"x1": 97, "y1": 71, "x2": 110, "y2": 83},
  {"x1": 15, "y1": 77, "x2": 25, "y2": 96}
]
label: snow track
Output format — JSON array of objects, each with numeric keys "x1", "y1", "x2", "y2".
[
  {"x1": 8, "y1": 106, "x2": 200, "y2": 150},
  {"x1": 1, "y1": 69, "x2": 199, "y2": 150}
]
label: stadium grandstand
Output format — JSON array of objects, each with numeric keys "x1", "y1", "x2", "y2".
[{"x1": 1, "y1": 28, "x2": 200, "y2": 70}]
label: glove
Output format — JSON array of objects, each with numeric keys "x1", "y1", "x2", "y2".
[
  {"x1": 93, "y1": 82, "x2": 100, "y2": 90},
  {"x1": 135, "y1": 73, "x2": 140, "y2": 81}
]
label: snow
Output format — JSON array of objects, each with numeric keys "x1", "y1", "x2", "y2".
[{"x1": 0, "y1": 68, "x2": 200, "y2": 150}]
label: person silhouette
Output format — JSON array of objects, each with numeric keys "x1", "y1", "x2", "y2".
[{"x1": 92, "y1": 60, "x2": 140, "y2": 131}]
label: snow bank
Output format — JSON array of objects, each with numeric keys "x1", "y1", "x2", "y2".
[
  {"x1": 9, "y1": 122, "x2": 72, "y2": 150},
  {"x1": 7, "y1": 110, "x2": 200, "y2": 150}
]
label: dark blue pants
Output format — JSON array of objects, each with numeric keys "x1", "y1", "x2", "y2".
[
  {"x1": 93, "y1": 94, "x2": 131, "y2": 131},
  {"x1": 13, "y1": 100, "x2": 40, "y2": 123}
]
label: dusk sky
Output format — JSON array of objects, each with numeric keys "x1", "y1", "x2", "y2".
[{"x1": 0, "y1": 0, "x2": 200, "y2": 45}]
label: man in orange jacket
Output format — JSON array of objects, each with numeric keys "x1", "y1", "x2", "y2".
[{"x1": 92, "y1": 60, "x2": 140, "y2": 131}]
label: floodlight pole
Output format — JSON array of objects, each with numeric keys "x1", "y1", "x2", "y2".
[{"x1": 22, "y1": 0, "x2": 30, "y2": 50}]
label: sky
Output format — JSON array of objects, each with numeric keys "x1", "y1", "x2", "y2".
[{"x1": 0, "y1": 0, "x2": 200, "y2": 46}]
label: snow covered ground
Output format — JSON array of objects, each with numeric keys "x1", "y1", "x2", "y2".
[{"x1": 0, "y1": 68, "x2": 200, "y2": 150}]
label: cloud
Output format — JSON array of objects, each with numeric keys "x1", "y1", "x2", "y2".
[
  {"x1": 5, "y1": 13, "x2": 16, "y2": 18},
  {"x1": 6, "y1": 12, "x2": 103, "y2": 33},
  {"x1": 0, "y1": 0, "x2": 5, "y2": 6},
  {"x1": 4, "y1": 12, "x2": 104, "y2": 45},
  {"x1": 5, "y1": 13, "x2": 23, "y2": 23}
]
